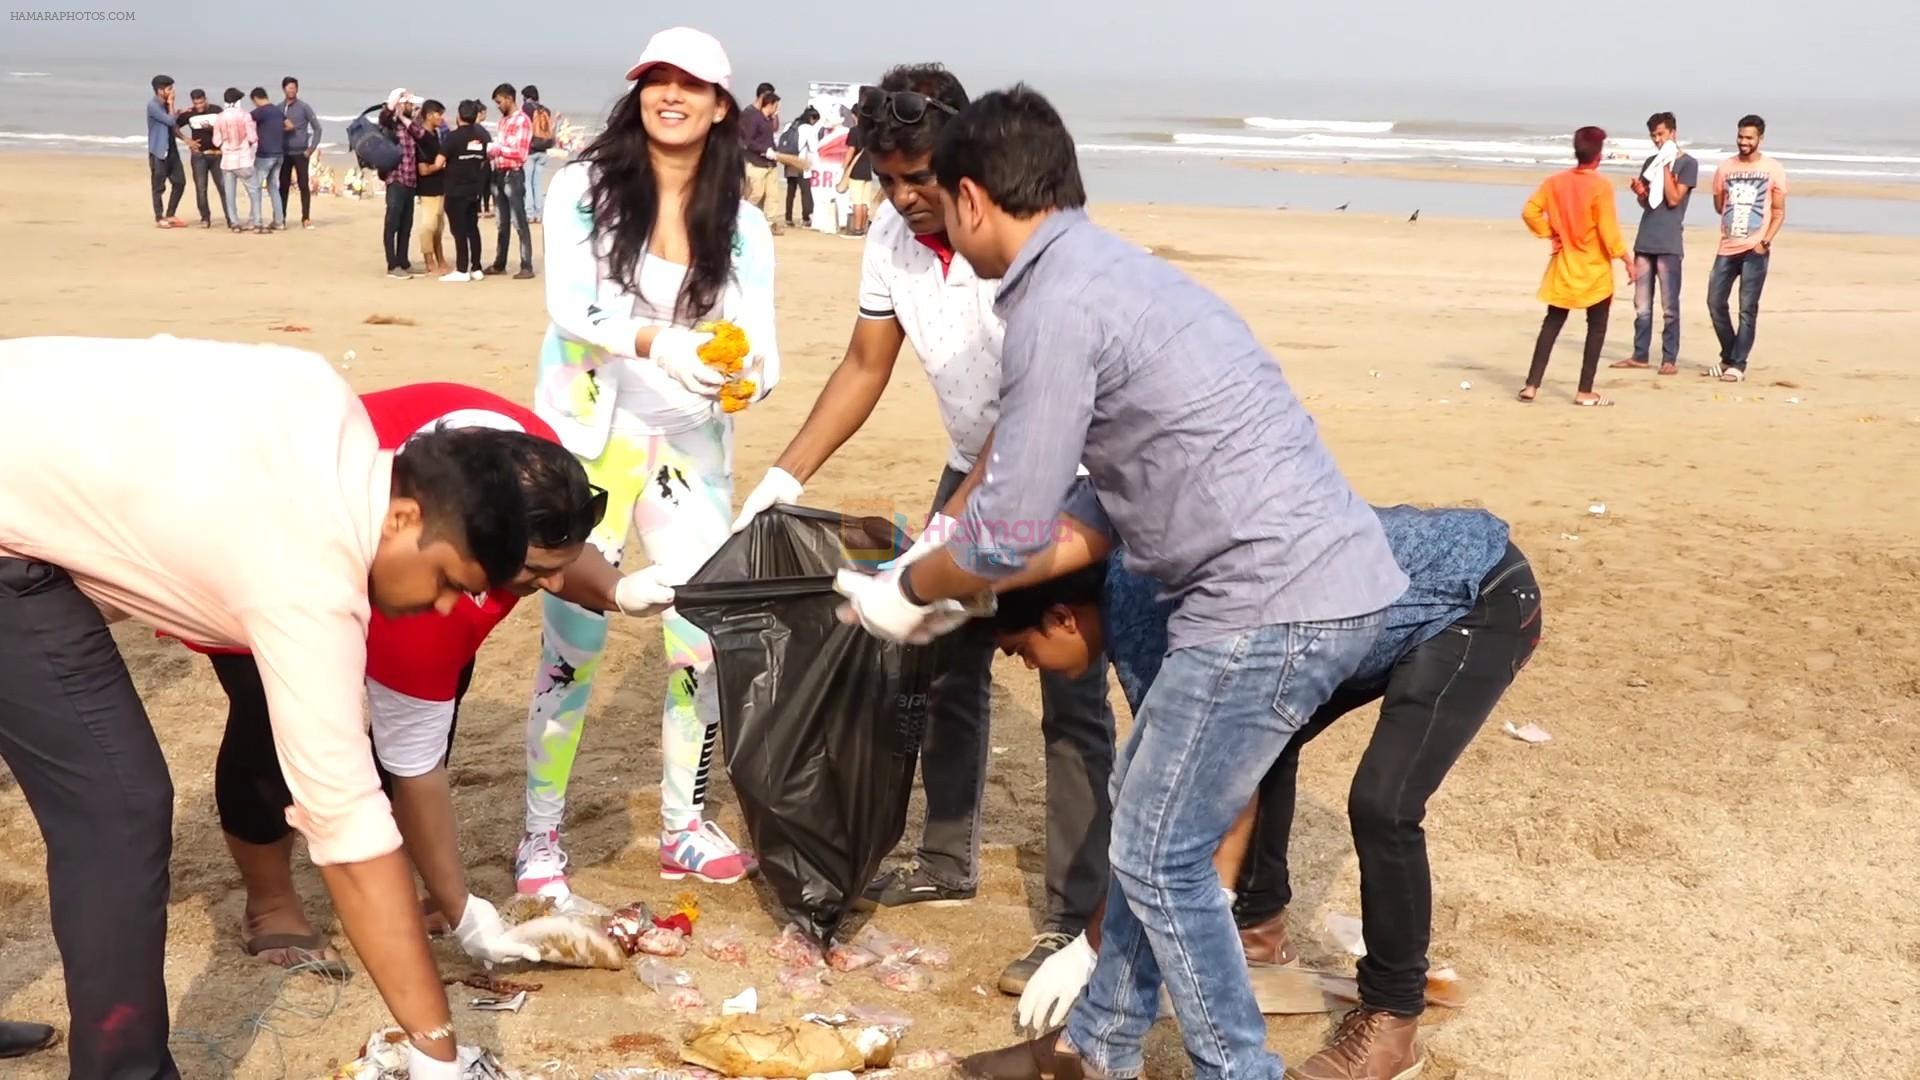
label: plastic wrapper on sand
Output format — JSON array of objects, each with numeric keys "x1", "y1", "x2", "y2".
[
  {"x1": 673, "y1": 507, "x2": 931, "y2": 946},
  {"x1": 497, "y1": 915, "x2": 626, "y2": 970},
  {"x1": 680, "y1": 1017, "x2": 896, "y2": 1078}
]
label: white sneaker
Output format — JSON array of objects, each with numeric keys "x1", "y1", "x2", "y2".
[
  {"x1": 469, "y1": 269, "x2": 485, "y2": 281},
  {"x1": 660, "y1": 819, "x2": 754, "y2": 884},
  {"x1": 514, "y1": 830, "x2": 571, "y2": 897},
  {"x1": 440, "y1": 271, "x2": 467, "y2": 283}
]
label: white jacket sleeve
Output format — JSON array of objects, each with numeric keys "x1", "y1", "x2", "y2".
[
  {"x1": 733, "y1": 203, "x2": 781, "y2": 397},
  {"x1": 542, "y1": 162, "x2": 653, "y2": 359}
]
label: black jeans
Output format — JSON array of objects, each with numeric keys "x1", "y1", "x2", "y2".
[
  {"x1": 149, "y1": 151, "x2": 185, "y2": 220},
  {"x1": 189, "y1": 151, "x2": 230, "y2": 226},
  {"x1": 912, "y1": 467, "x2": 1116, "y2": 931},
  {"x1": 447, "y1": 194, "x2": 483, "y2": 273},
  {"x1": 1707, "y1": 249, "x2": 1771, "y2": 371},
  {"x1": 212, "y1": 652, "x2": 474, "y2": 844},
  {"x1": 1526, "y1": 300, "x2": 1611, "y2": 394},
  {"x1": 384, "y1": 181, "x2": 416, "y2": 270},
  {"x1": 280, "y1": 151, "x2": 313, "y2": 223},
  {"x1": 1235, "y1": 544, "x2": 1542, "y2": 1016},
  {"x1": 492, "y1": 168, "x2": 532, "y2": 270},
  {"x1": 0, "y1": 559, "x2": 180, "y2": 1080},
  {"x1": 784, "y1": 170, "x2": 815, "y2": 225}
]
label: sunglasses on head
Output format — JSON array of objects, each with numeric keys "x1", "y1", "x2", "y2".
[
  {"x1": 855, "y1": 85, "x2": 957, "y2": 127},
  {"x1": 529, "y1": 483, "x2": 609, "y2": 551}
]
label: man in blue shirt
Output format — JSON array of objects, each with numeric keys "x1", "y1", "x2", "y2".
[
  {"x1": 835, "y1": 87, "x2": 1407, "y2": 1080},
  {"x1": 145, "y1": 75, "x2": 186, "y2": 227},
  {"x1": 249, "y1": 87, "x2": 288, "y2": 231},
  {"x1": 970, "y1": 497, "x2": 1541, "y2": 1080}
]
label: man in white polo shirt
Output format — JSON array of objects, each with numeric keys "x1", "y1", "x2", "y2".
[{"x1": 733, "y1": 63, "x2": 1116, "y2": 995}]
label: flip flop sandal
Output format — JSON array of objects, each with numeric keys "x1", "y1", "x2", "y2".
[
  {"x1": 1608, "y1": 359, "x2": 1651, "y2": 369},
  {"x1": 1701, "y1": 364, "x2": 1725, "y2": 379},
  {"x1": 1658, "y1": 363, "x2": 1678, "y2": 375},
  {"x1": 1573, "y1": 397, "x2": 1615, "y2": 407},
  {"x1": 1719, "y1": 368, "x2": 1747, "y2": 383},
  {"x1": 244, "y1": 932, "x2": 353, "y2": 979}
]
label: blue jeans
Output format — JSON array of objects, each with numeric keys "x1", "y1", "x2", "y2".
[
  {"x1": 253, "y1": 156, "x2": 285, "y2": 227},
  {"x1": 524, "y1": 151, "x2": 548, "y2": 220},
  {"x1": 1706, "y1": 249, "x2": 1770, "y2": 370},
  {"x1": 1065, "y1": 613, "x2": 1384, "y2": 1080},
  {"x1": 1632, "y1": 253, "x2": 1683, "y2": 364}
]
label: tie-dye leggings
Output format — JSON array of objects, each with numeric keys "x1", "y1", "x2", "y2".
[{"x1": 525, "y1": 419, "x2": 733, "y2": 834}]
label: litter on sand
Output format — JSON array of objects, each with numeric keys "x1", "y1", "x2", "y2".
[
  {"x1": 722, "y1": 987, "x2": 759, "y2": 1015},
  {"x1": 827, "y1": 943, "x2": 880, "y2": 972},
  {"x1": 702, "y1": 933, "x2": 749, "y2": 965},
  {"x1": 870, "y1": 959, "x2": 928, "y2": 993},
  {"x1": 770, "y1": 924, "x2": 826, "y2": 968},
  {"x1": 1324, "y1": 913, "x2": 1367, "y2": 957},
  {"x1": 470, "y1": 991, "x2": 529, "y2": 1013},
  {"x1": 777, "y1": 966, "x2": 830, "y2": 1000},
  {"x1": 680, "y1": 1016, "x2": 897, "y2": 1078},
  {"x1": 633, "y1": 958, "x2": 693, "y2": 991},
  {"x1": 328, "y1": 1028, "x2": 531, "y2": 1079},
  {"x1": 891, "y1": 1050, "x2": 957, "y2": 1071},
  {"x1": 1502, "y1": 721, "x2": 1554, "y2": 744},
  {"x1": 1588, "y1": 502, "x2": 1607, "y2": 516}
]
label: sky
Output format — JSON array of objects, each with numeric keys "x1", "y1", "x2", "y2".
[{"x1": 6, "y1": 0, "x2": 1916, "y2": 102}]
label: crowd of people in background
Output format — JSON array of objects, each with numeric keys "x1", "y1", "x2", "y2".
[
  {"x1": 148, "y1": 74, "x2": 322, "y2": 232},
  {"x1": 375, "y1": 83, "x2": 547, "y2": 280},
  {"x1": 1520, "y1": 111, "x2": 1788, "y2": 404}
]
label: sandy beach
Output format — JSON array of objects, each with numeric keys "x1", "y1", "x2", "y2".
[{"x1": 2, "y1": 151, "x2": 1918, "y2": 1080}]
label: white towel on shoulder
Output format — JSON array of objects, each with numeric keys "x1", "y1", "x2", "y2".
[{"x1": 1642, "y1": 142, "x2": 1678, "y2": 189}]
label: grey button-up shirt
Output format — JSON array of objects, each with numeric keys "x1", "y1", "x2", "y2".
[{"x1": 955, "y1": 209, "x2": 1407, "y2": 650}]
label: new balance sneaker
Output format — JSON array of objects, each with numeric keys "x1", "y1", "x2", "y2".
[
  {"x1": 514, "y1": 830, "x2": 570, "y2": 897},
  {"x1": 661, "y1": 820, "x2": 754, "y2": 884},
  {"x1": 998, "y1": 930, "x2": 1078, "y2": 995},
  {"x1": 860, "y1": 861, "x2": 977, "y2": 910}
]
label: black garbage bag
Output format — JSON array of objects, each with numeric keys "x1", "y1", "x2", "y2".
[{"x1": 673, "y1": 506, "x2": 932, "y2": 944}]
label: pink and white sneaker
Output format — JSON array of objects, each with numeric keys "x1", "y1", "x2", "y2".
[
  {"x1": 660, "y1": 820, "x2": 754, "y2": 884},
  {"x1": 514, "y1": 830, "x2": 571, "y2": 897}
]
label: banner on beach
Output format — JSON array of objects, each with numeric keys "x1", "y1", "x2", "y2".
[{"x1": 802, "y1": 80, "x2": 862, "y2": 233}]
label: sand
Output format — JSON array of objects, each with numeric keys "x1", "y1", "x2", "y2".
[{"x1": 2, "y1": 152, "x2": 1918, "y2": 1080}]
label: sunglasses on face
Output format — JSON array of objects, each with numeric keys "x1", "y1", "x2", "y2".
[{"x1": 855, "y1": 85, "x2": 957, "y2": 127}]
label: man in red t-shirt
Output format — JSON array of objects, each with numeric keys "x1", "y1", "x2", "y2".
[{"x1": 199, "y1": 382, "x2": 675, "y2": 970}]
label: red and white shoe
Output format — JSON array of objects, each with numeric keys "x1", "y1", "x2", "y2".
[
  {"x1": 660, "y1": 820, "x2": 754, "y2": 884},
  {"x1": 514, "y1": 830, "x2": 570, "y2": 897}
]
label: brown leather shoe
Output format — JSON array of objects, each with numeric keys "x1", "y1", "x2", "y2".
[
  {"x1": 959, "y1": 1030, "x2": 1092, "y2": 1080},
  {"x1": 1239, "y1": 908, "x2": 1298, "y2": 966},
  {"x1": 1287, "y1": 1008, "x2": 1424, "y2": 1080}
]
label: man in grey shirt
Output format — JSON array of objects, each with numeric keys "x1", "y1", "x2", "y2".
[
  {"x1": 1619, "y1": 110, "x2": 1697, "y2": 374},
  {"x1": 834, "y1": 87, "x2": 1407, "y2": 1080},
  {"x1": 279, "y1": 76, "x2": 322, "y2": 229}
]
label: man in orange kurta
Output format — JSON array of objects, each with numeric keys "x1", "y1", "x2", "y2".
[{"x1": 1520, "y1": 126, "x2": 1635, "y2": 405}]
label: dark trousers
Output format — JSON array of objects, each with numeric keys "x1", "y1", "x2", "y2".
[
  {"x1": 190, "y1": 152, "x2": 230, "y2": 226},
  {"x1": 0, "y1": 559, "x2": 180, "y2": 1080},
  {"x1": 447, "y1": 194, "x2": 483, "y2": 273},
  {"x1": 1526, "y1": 299, "x2": 1611, "y2": 394},
  {"x1": 1631, "y1": 253, "x2": 1683, "y2": 364},
  {"x1": 149, "y1": 151, "x2": 184, "y2": 220},
  {"x1": 912, "y1": 467, "x2": 1116, "y2": 932},
  {"x1": 212, "y1": 653, "x2": 472, "y2": 844},
  {"x1": 384, "y1": 181, "x2": 416, "y2": 270},
  {"x1": 1235, "y1": 545, "x2": 1541, "y2": 1016},
  {"x1": 784, "y1": 171, "x2": 815, "y2": 225},
  {"x1": 280, "y1": 151, "x2": 313, "y2": 222},
  {"x1": 1707, "y1": 249, "x2": 1771, "y2": 371},
  {"x1": 491, "y1": 169, "x2": 532, "y2": 270}
]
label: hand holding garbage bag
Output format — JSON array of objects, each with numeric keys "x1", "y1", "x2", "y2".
[{"x1": 834, "y1": 565, "x2": 997, "y2": 645}]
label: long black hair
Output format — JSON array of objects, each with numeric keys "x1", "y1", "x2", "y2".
[{"x1": 579, "y1": 80, "x2": 744, "y2": 324}]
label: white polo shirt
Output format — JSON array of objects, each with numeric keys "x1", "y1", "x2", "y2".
[{"x1": 857, "y1": 200, "x2": 1004, "y2": 473}]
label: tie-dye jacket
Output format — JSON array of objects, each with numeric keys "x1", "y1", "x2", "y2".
[{"x1": 533, "y1": 159, "x2": 780, "y2": 459}]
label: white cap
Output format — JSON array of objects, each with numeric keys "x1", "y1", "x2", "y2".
[
  {"x1": 385, "y1": 87, "x2": 412, "y2": 110},
  {"x1": 624, "y1": 26, "x2": 732, "y2": 90}
]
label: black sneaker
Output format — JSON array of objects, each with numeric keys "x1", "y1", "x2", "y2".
[
  {"x1": 860, "y1": 861, "x2": 976, "y2": 910},
  {"x1": 997, "y1": 930, "x2": 1077, "y2": 995},
  {"x1": 513, "y1": 266, "x2": 535, "y2": 280}
]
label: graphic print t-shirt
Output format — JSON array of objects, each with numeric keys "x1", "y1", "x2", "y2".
[{"x1": 1713, "y1": 154, "x2": 1788, "y2": 256}]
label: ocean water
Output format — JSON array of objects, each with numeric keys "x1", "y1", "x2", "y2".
[{"x1": 7, "y1": 62, "x2": 1917, "y2": 234}]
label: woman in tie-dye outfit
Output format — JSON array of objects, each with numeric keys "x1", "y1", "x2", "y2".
[{"x1": 520, "y1": 26, "x2": 778, "y2": 893}]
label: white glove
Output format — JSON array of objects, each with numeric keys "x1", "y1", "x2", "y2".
[
  {"x1": 833, "y1": 568, "x2": 937, "y2": 644},
  {"x1": 454, "y1": 895, "x2": 541, "y2": 967},
  {"x1": 730, "y1": 467, "x2": 803, "y2": 533},
  {"x1": 649, "y1": 327, "x2": 726, "y2": 398},
  {"x1": 877, "y1": 513, "x2": 956, "y2": 571},
  {"x1": 614, "y1": 565, "x2": 675, "y2": 617},
  {"x1": 1018, "y1": 932, "x2": 1096, "y2": 1035},
  {"x1": 408, "y1": 1046, "x2": 462, "y2": 1080}
]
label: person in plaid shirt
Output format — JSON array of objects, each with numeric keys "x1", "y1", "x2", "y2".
[
  {"x1": 380, "y1": 88, "x2": 426, "y2": 278},
  {"x1": 488, "y1": 82, "x2": 536, "y2": 279}
]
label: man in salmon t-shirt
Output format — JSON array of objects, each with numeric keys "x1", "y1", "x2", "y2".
[
  {"x1": 1705, "y1": 113, "x2": 1788, "y2": 383},
  {"x1": 195, "y1": 382, "x2": 678, "y2": 976},
  {"x1": 0, "y1": 337, "x2": 557, "y2": 1080}
]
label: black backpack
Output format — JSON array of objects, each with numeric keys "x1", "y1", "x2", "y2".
[
  {"x1": 776, "y1": 121, "x2": 801, "y2": 158},
  {"x1": 347, "y1": 105, "x2": 402, "y2": 173}
]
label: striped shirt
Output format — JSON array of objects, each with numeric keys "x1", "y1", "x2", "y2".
[{"x1": 958, "y1": 209, "x2": 1406, "y2": 649}]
